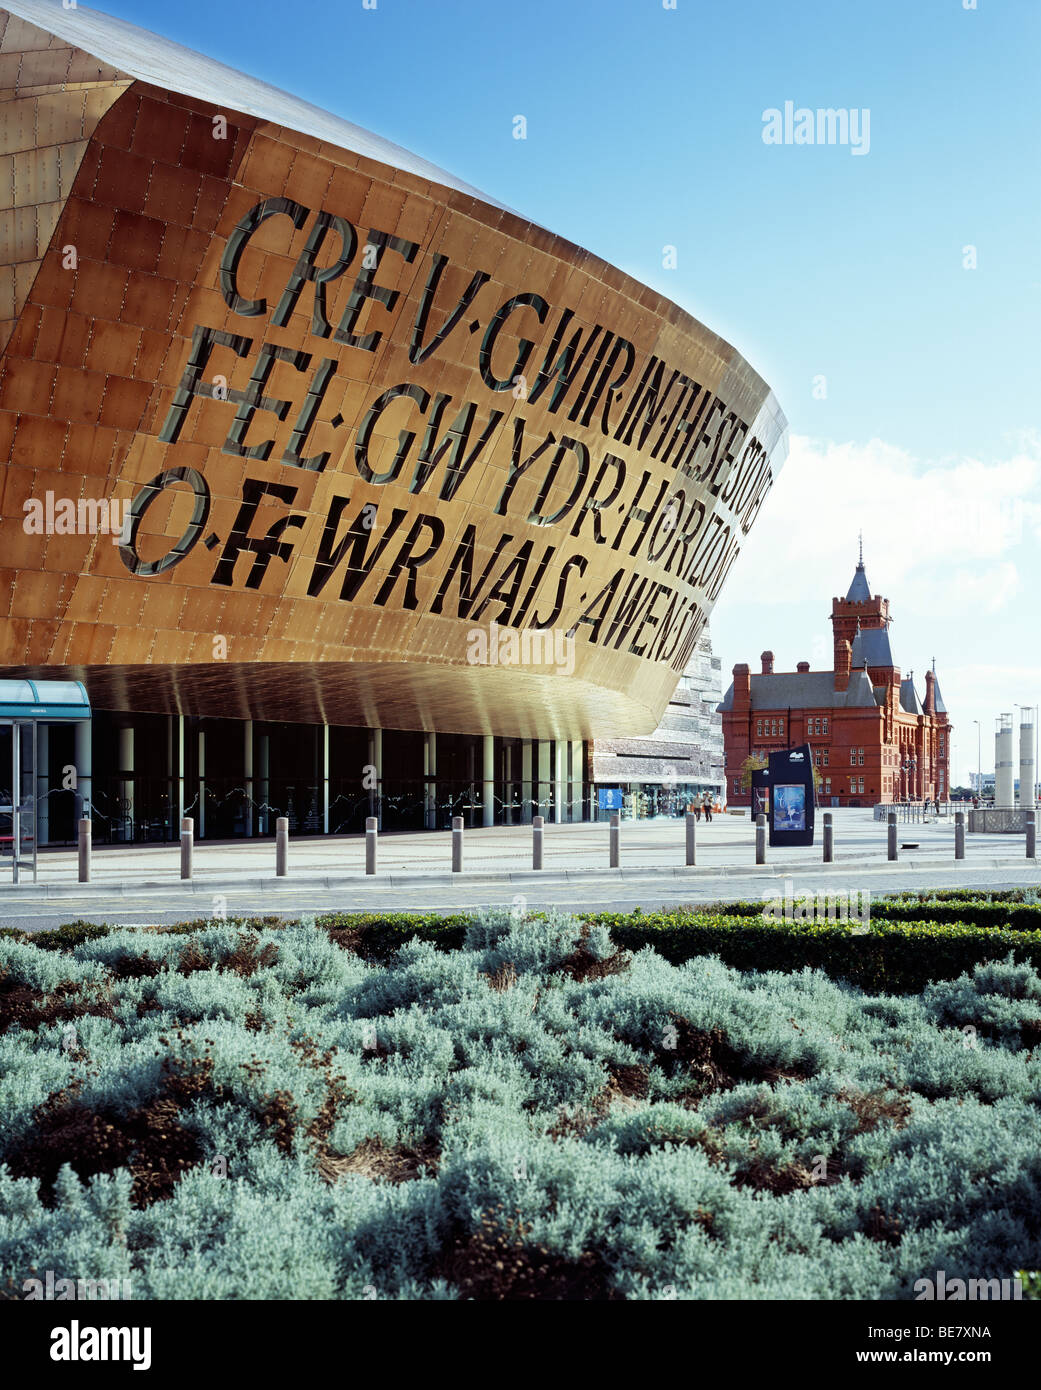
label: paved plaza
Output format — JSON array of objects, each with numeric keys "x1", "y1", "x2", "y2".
[{"x1": 0, "y1": 808, "x2": 1037, "y2": 930}]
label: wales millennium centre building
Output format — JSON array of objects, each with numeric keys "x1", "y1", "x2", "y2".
[{"x1": 0, "y1": 0, "x2": 787, "y2": 845}]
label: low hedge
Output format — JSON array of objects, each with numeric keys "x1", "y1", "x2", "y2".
[
  {"x1": 5, "y1": 907, "x2": 1041, "y2": 995},
  {"x1": 0, "y1": 917, "x2": 283, "y2": 952},
  {"x1": 870, "y1": 901, "x2": 1041, "y2": 931},
  {"x1": 599, "y1": 914, "x2": 1041, "y2": 993},
  {"x1": 882, "y1": 888, "x2": 1037, "y2": 905}
]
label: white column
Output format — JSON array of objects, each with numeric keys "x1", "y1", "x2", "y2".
[
  {"x1": 482, "y1": 733, "x2": 495, "y2": 827},
  {"x1": 521, "y1": 738, "x2": 533, "y2": 824},
  {"x1": 75, "y1": 719, "x2": 92, "y2": 821},
  {"x1": 537, "y1": 740, "x2": 551, "y2": 820},
  {"x1": 1019, "y1": 716, "x2": 1035, "y2": 808},
  {"x1": 504, "y1": 743, "x2": 513, "y2": 825},
  {"x1": 244, "y1": 720, "x2": 253, "y2": 837},
  {"x1": 995, "y1": 716, "x2": 1014, "y2": 807},
  {"x1": 36, "y1": 723, "x2": 49, "y2": 847},
  {"x1": 423, "y1": 731, "x2": 437, "y2": 829},
  {"x1": 322, "y1": 722, "x2": 330, "y2": 833},
  {"x1": 197, "y1": 729, "x2": 205, "y2": 839},
  {"x1": 570, "y1": 739, "x2": 584, "y2": 823},
  {"x1": 553, "y1": 740, "x2": 565, "y2": 824}
]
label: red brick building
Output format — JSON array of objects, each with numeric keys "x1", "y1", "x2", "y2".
[{"x1": 719, "y1": 551, "x2": 951, "y2": 807}]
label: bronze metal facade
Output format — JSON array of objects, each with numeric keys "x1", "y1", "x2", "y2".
[{"x1": 0, "y1": 2, "x2": 787, "y2": 746}]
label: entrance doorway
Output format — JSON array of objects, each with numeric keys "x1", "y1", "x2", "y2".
[{"x1": 0, "y1": 722, "x2": 36, "y2": 883}]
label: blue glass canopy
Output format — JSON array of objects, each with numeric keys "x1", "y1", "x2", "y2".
[{"x1": 0, "y1": 679, "x2": 91, "y2": 721}]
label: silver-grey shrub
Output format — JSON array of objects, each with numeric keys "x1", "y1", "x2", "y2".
[{"x1": 0, "y1": 916, "x2": 1038, "y2": 1299}]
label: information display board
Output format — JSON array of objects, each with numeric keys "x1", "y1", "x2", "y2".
[
  {"x1": 750, "y1": 745, "x2": 815, "y2": 848},
  {"x1": 768, "y1": 745, "x2": 815, "y2": 847}
]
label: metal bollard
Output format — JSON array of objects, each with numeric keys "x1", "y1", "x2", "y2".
[
  {"x1": 955, "y1": 811, "x2": 965, "y2": 860},
  {"x1": 887, "y1": 811, "x2": 897, "y2": 861},
  {"x1": 180, "y1": 817, "x2": 193, "y2": 880},
  {"x1": 77, "y1": 817, "x2": 91, "y2": 883},
  {"x1": 532, "y1": 814, "x2": 544, "y2": 870},
  {"x1": 609, "y1": 812, "x2": 620, "y2": 868},
  {"x1": 755, "y1": 812, "x2": 767, "y2": 865},
  {"x1": 685, "y1": 810, "x2": 696, "y2": 866},
  {"x1": 823, "y1": 812, "x2": 833, "y2": 863},
  {"x1": 452, "y1": 815, "x2": 464, "y2": 872},
  {"x1": 275, "y1": 816, "x2": 288, "y2": 876},
  {"x1": 365, "y1": 815, "x2": 377, "y2": 875},
  {"x1": 1028, "y1": 818, "x2": 1036, "y2": 860}
]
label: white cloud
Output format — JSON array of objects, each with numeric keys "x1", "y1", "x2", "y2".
[
  {"x1": 941, "y1": 664, "x2": 1041, "y2": 715},
  {"x1": 709, "y1": 432, "x2": 1041, "y2": 786},
  {"x1": 720, "y1": 432, "x2": 1041, "y2": 613}
]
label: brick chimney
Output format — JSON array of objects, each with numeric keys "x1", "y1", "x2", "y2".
[
  {"x1": 834, "y1": 638, "x2": 852, "y2": 692},
  {"x1": 924, "y1": 668, "x2": 936, "y2": 715},
  {"x1": 733, "y1": 663, "x2": 751, "y2": 712},
  {"x1": 797, "y1": 661, "x2": 810, "y2": 673},
  {"x1": 761, "y1": 650, "x2": 774, "y2": 674}
]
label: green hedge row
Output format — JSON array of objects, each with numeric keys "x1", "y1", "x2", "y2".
[
  {"x1": 0, "y1": 917, "x2": 284, "y2": 952},
  {"x1": 5, "y1": 908, "x2": 1041, "y2": 994},
  {"x1": 883, "y1": 888, "x2": 1037, "y2": 904},
  {"x1": 6, "y1": 893, "x2": 1036, "y2": 957},
  {"x1": 601, "y1": 915, "x2": 1041, "y2": 993},
  {"x1": 870, "y1": 901, "x2": 1041, "y2": 930}
]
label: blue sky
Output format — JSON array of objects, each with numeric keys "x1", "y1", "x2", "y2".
[{"x1": 85, "y1": 0, "x2": 1041, "y2": 784}]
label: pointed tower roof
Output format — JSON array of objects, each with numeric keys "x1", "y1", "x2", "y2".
[
  {"x1": 931, "y1": 658, "x2": 947, "y2": 715},
  {"x1": 845, "y1": 534, "x2": 871, "y2": 601},
  {"x1": 900, "y1": 672, "x2": 921, "y2": 715},
  {"x1": 850, "y1": 624, "x2": 895, "y2": 669}
]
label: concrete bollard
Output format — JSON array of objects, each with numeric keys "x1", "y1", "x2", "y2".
[
  {"x1": 887, "y1": 812, "x2": 897, "y2": 861},
  {"x1": 823, "y1": 812, "x2": 833, "y2": 863},
  {"x1": 685, "y1": 810, "x2": 696, "y2": 866},
  {"x1": 955, "y1": 811, "x2": 965, "y2": 860},
  {"x1": 77, "y1": 817, "x2": 91, "y2": 883},
  {"x1": 180, "y1": 817, "x2": 193, "y2": 880},
  {"x1": 1028, "y1": 818, "x2": 1036, "y2": 860},
  {"x1": 755, "y1": 812, "x2": 767, "y2": 865},
  {"x1": 609, "y1": 812, "x2": 620, "y2": 868},
  {"x1": 532, "y1": 814, "x2": 544, "y2": 870},
  {"x1": 365, "y1": 815, "x2": 377, "y2": 875},
  {"x1": 275, "y1": 816, "x2": 288, "y2": 876},
  {"x1": 452, "y1": 815, "x2": 464, "y2": 872}
]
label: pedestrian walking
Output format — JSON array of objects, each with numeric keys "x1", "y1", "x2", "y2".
[{"x1": 703, "y1": 795, "x2": 712, "y2": 824}]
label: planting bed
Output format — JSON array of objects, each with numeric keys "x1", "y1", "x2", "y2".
[{"x1": 1, "y1": 905, "x2": 1039, "y2": 1299}]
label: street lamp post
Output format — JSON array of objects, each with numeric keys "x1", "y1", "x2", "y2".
[
  {"x1": 973, "y1": 719, "x2": 981, "y2": 801},
  {"x1": 901, "y1": 756, "x2": 917, "y2": 801}
]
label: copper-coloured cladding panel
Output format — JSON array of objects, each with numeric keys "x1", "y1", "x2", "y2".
[{"x1": 0, "y1": 9, "x2": 787, "y2": 738}]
